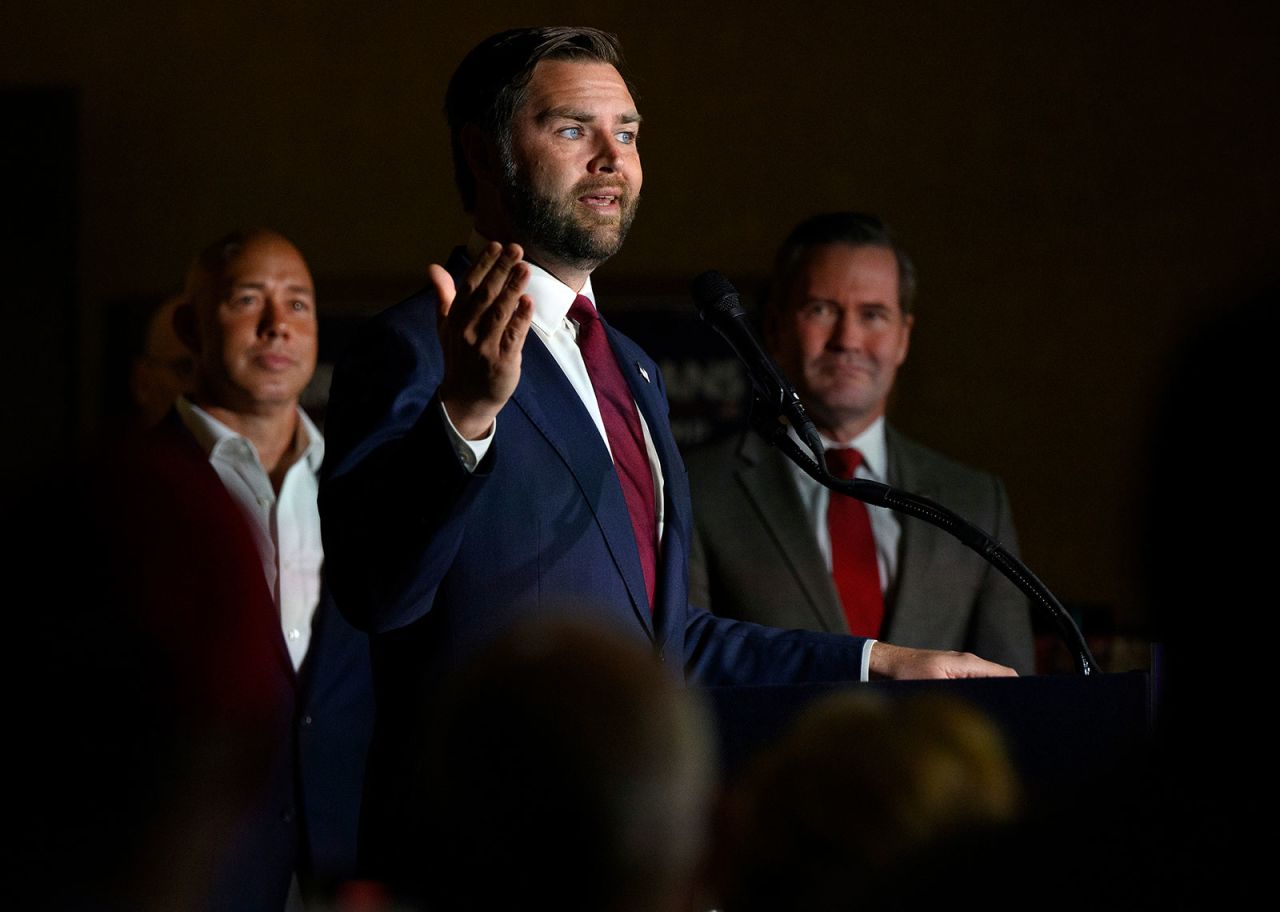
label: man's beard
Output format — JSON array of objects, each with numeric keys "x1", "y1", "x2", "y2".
[{"x1": 501, "y1": 160, "x2": 639, "y2": 270}]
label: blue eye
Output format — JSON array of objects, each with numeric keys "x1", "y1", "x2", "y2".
[
  {"x1": 615, "y1": 130, "x2": 637, "y2": 145},
  {"x1": 558, "y1": 126, "x2": 583, "y2": 139}
]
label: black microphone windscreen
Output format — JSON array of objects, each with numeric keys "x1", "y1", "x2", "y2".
[{"x1": 689, "y1": 271, "x2": 741, "y2": 316}]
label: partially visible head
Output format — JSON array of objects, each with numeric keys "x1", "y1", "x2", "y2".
[
  {"x1": 425, "y1": 618, "x2": 716, "y2": 912},
  {"x1": 130, "y1": 294, "x2": 195, "y2": 427},
  {"x1": 765, "y1": 213, "x2": 916, "y2": 442},
  {"x1": 446, "y1": 28, "x2": 642, "y2": 276},
  {"x1": 719, "y1": 692, "x2": 1020, "y2": 912},
  {"x1": 175, "y1": 228, "x2": 317, "y2": 416}
]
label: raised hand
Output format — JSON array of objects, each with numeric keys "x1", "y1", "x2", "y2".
[{"x1": 431, "y1": 242, "x2": 535, "y2": 440}]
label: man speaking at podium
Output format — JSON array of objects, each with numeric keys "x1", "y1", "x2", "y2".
[{"x1": 318, "y1": 26, "x2": 1015, "y2": 885}]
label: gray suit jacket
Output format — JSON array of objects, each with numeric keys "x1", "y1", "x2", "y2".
[{"x1": 687, "y1": 424, "x2": 1035, "y2": 673}]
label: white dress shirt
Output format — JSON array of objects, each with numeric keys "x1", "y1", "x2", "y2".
[{"x1": 177, "y1": 397, "x2": 325, "y2": 671}]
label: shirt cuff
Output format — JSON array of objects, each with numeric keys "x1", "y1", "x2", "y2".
[
  {"x1": 439, "y1": 401, "x2": 495, "y2": 472},
  {"x1": 859, "y1": 639, "x2": 876, "y2": 682}
]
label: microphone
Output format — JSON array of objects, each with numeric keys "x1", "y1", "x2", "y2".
[{"x1": 689, "y1": 271, "x2": 820, "y2": 450}]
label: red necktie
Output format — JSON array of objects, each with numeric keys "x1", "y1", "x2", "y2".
[
  {"x1": 568, "y1": 295, "x2": 658, "y2": 610},
  {"x1": 825, "y1": 448, "x2": 884, "y2": 637}
]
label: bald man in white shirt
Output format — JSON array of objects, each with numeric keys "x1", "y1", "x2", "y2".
[{"x1": 170, "y1": 228, "x2": 373, "y2": 911}]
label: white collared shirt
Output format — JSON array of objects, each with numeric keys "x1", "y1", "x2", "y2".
[
  {"x1": 177, "y1": 397, "x2": 325, "y2": 671},
  {"x1": 783, "y1": 415, "x2": 901, "y2": 594}
]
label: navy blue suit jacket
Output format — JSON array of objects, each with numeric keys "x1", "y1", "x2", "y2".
[{"x1": 319, "y1": 251, "x2": 865, "y2": 877}]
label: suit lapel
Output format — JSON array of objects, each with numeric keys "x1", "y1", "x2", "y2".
[
  {"x1": 452, "y1": 249, "x2": 656, "y2": 637},
  {"x1": 883, "y1": 424, "x2": 943, "y2": 641},
  {"x1": 511, "y1": 328, "x2": 655, "y2": 637},
  {"x1": 738, "y1": 434, "x2": 848, "y2": 634}
]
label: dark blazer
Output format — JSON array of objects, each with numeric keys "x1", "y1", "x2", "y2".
[
  {"x1": 319, "y1": 251, "x2": 869, "y2": 881},
  {"x1": 154, "y1": 414, "x2": 375, "y2": 910},
  {"x1": 686, "y1": 425, "x2": 1035, "y2": 674}
]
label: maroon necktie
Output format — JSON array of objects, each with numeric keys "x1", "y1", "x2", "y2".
[
  {"x1": 825, "y1": 448, "x2": 884, "y2": 637},
  {"x1": 568, "y1": 295, "x2": 658, "y2": 610}
]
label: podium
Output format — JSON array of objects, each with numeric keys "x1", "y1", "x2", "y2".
[{"x1": 704, "y1": 672, "x2": 1153, "y2": 795}]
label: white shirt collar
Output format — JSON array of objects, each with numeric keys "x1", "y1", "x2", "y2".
[
  {"x1": 821, "y1": 415, "x2": 888, "y2": 482},
  {"x1": 176, "y1": 396, "x2": 324, "y2": 473}
]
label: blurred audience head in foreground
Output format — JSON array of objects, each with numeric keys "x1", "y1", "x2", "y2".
[
  {"x1": 422, "y1": 617, "x2": 718, "y2": 912},
  {"x1": 718, "y1": 691, "x2": 1020, "y2": 912}
]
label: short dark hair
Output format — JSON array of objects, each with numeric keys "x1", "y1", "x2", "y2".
[
  {"x1": 424, "y1": 618, "x2": 715, "y2": 911},
  {"x1": 445, "y1": 27, "x2": 629, "y2": 211},
  {"x1": 771, "y1": 212, "x2": 917, "y2": 315}
]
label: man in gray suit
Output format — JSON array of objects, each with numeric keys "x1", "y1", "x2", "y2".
[{"x1": 687, "y1": 212, "x2": 1035, "y2": 674}]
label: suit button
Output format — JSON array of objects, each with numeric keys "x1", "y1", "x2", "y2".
[
  {"x1": 301, "y1": 714, "x2": 313, "y2": 727},
  {"x1": 281, "y1": 807, "x2": 295, "y2": 823}
]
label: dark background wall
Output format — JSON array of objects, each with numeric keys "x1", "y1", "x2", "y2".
[{"x1": 3, "y1": 1, "x2": 1276, "y2": 644}]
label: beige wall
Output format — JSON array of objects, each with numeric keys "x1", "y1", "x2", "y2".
[{"x1": 3, "y1": 1, "x2": 1276, "y2": 636}]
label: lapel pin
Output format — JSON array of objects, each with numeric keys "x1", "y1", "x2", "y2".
[{"x1": 637, "y1": 363, "x2": 651, "y2": 383}]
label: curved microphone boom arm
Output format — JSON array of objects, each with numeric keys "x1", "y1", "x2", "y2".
[
  {"x1": 748, "y1": 402, "x2": 1099, "y2": 675},
  {"x1": 691, "y1": 270, "x2": 1100, "y2": 676}
]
